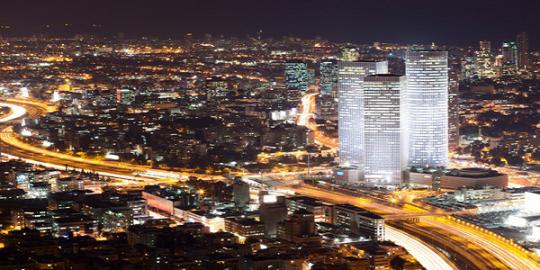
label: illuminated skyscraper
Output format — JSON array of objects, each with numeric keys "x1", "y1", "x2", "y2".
[
  {"x1": 502, "y1": 42, "x2": 517, "y2": 64},
  {"x1": 284, "y1": 60, "x2": 309, "y2": 91},
  {"x1": 405, "y1": 50, "x2": 448, "y2": 168},
  {"x1": 337, "y1": 60, "x2": 388, "y2": 178},
  {"x1": 319, "y1": 59, "x2": 338, "y2": 97},
  {"x1": 475, "y1": 40, "x2": 495, "y2": 79},
  {"x1": 502, "y1": 42, "x2": 518, "y2": 75},
  {"x1": 363, "y1": 75, "x2": 407, "y2": 185},
  {"x1": 341, "y1": 47, "x2": 360, "y2": 61},
  {"x1": 461, "y1": 56, "x2": 477, "y2": 81},
  {"x1": 516, "y1": 32, "x2": 529, "y2": 70},
  {"x1": 479, "y1": 40, "x2": 491, "y2": 52}
]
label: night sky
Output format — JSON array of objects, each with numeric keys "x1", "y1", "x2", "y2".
[{"x1": 1, "y1": 0, "x2": 539, "y2": 48}]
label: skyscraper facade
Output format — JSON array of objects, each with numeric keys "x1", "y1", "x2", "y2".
[
  {"x1": 284, "y1": 60, "x2": 309, "y2": 91},
  {"x1": 319, "y1": 59, "x2": 338, "y2": 97},
  {"x1": 502, "y1": 42, "x2": 518, "y2": 75},
  {"x1": 405, "y1": 50, "x2": 449, "y2": 168},
  {"x1": 363, "y1": 75, "x2": 407, "y2": 185},
  {"x1": 337, "y1": 60, "x2": 388, "y2": 176},
  {"x1": 475, "y1": 40, "x2": 495, "y2": 79},
  {"x1": 516, "y1": 32, "x2": 529, "y2": 70}
]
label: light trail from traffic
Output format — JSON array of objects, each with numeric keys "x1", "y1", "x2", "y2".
[
  {"x1": 4, "y1": 98, "x2": 58, "y2": 113},
  {"x1": 385, "y1": 225, "x2": 457, "y2": 270},
  {"x1": 287, "y1": 183, "x2": 539, "y2": 270},
  {"x1": 0, "y1": 102, "x2": 27, "y2": 122},
  {"x1": 297, "y1": 90, "x2": 338, "y2": 150},
  {"x1": 1, "y1": 97, "x2": 539, "y2": 270},
  {"x1": 0, "y1": 126, "x2": 227, "y2": 183},
  {"x1": 424, "y1": 217, "x2": 540, "y2": 270},
  {"x1": 297, "y1": 92, "x2": 317, "y2": 127},
  {"x1": 0, "y1": 100, "x2": 224, "y2": 184}
]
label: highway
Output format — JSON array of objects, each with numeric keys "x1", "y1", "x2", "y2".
[
  {"x1": 286, "y1": 183, "x2": 538, "y2": 270},
  {"x1": 385, "y1": 226, "x2": 456, "y2": 270},
  {"x1": 1, "y1": 98, "x2": 539, "y2": 270},
  {"x1": 298, "y1": 90, "x2": 338, "y2": 150},
  {"x1": 292, "y1": 92, "x2": 539, "y2": 270},
  {"x1": 0, "y1": 102, "x2": 27, "y2": 122},
  {"x1": 0, "y1": 100, "x2": 225, "y2": 184}
]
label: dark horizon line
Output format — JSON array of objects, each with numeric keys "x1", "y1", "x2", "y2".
[{"x1": 0, "y1": 30, "x2": 535, "y2": 51}]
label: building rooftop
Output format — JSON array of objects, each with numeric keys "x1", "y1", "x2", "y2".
[
  {"x1": 446, "y1": 168, "x2": 504, "y2": 178},
  {"x1": 287, "y1": 196, "x2": 327, "y2": 207}
]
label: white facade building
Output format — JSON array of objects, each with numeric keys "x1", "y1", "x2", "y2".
[
  {"x1": 337, "y1": 60, "x2": 388, "y2": 180},
  {"x1": 405, "y1": 50, "x2": 449, "y2": 168},
  {"x1": 363, "y1": 75, "x2": 407, "y2": 185}
]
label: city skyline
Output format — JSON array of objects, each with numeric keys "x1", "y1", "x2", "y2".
[
  {"x1": 0, "y1": 0, "x2": 539, "y2": 48},
  {"x1": 0, "y1": 2, "x2": 538, "y2": 269}
]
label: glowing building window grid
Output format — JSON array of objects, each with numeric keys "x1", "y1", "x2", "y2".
[
  {"x1": 320, "y1": 60, "x2": 338, "y2": 97},
  {"x1": 363, "y1": 75, "x2": 406, "y2": 184},
  {"x1": 285, "y1": 61, "x2": 309, "y2": 91},
  {"x1": 337, "y1": 61, "x2": 388, "y2": 172},
  {"x1": 405, "y1": 50, "x2": 448, "y2": 168}
]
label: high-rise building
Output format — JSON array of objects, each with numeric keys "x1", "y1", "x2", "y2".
[
  {"x1": 284, "y1": 60, "x2": 309, "y2": 92},
  {"x1": 277, "y1": 210, "x2": 321, "y2": 245},
  {"x1": 116, "y1": 89, "x2": 136, "y2": 105},
  {"x1": 405, "y1": 50, "x2": 449, "y2": 168},
  {"x1": 494, "y1": 55, "x2": 504, "y2": 77},
  {"x1": 516, "y1": 32, "x2": 529, "y2": 70},
  {"x1": 259, "y1": 193, "x2": 288, "y2": 238},
  {"x1": 448, "y1": 66, "x2": 460, "y2": 152},
  {"x1": 333, "y1": 204, "x2": 385, "y2": 241},
  {"x1": 341, "y1": 46, "x2": 360, "y2": 61},
  {"x1": 285, "y1": 196, "x2": 333, "y2": 223},
  {"x1": 319, "y1": 59, "x2": 338, "y2": 97},
  {"x1": 502, "y1": 42, "x2": 518, "y2": 75},
  {"x1": 233, "y1": 179, "x2": 250, "y2": 208},
  {"x1": 363, "y1": 75, "x2": 407, "y2": 185},
  {"x1": 475, "y1": 40, "x2": 495, "y2": 78},
  {"x1": 337, "y1": 60, "x2": 388, "y2": 179},
  {"x1": 479, "y1": 40, "x2": 491, "y2": 52}
]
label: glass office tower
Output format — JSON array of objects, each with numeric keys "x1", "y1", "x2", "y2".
[
  {"x1": 319, "y1": 59, "x2": 338, "y2": 97},
  {"x1": 405, "y1": 50, "x2": 448, "y2": 168},
  {"x1": 337, "y1": 60, "x2": 388, "y2": 180},
  {"x1": 363, "y1": 75, "x2": 407, "y2": 185},
  {"x1": 285, "y1": 60, "x2": 309, "y2": 91}
]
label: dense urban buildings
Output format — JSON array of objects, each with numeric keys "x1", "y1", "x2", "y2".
[
  {"x1": 0, "y1": 13, "x2": 538, "y2": 269},
  {"x1": 319, "y1": 59, "x2": 338, "y2": 97},
  {"x1": 475, "y1": 40, "x2": 496, "y2": 79}
]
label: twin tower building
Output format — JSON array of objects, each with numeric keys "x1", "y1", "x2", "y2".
[{"x1": 338, "y1": 50, "x2": 449, "y2": 186}]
